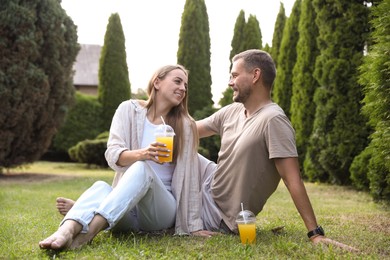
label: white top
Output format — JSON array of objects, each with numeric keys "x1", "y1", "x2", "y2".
[{"x1": 141, "y1": 118, "x2": 174, "y2": 191}]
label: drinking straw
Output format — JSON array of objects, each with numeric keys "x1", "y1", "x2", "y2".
[
  {"x1": 241, "y1": 202, "x2": 247, "y2": 223},
  {"x1": 160, "y1": 116, "x2": 167, "y2": 135},
  {"x1": 160, "y1": 116, "x2": 166, "y2": 126}
]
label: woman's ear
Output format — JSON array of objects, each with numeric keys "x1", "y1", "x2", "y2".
[{"x1": 154, "y1": 79, "x2": 160, "y2": 90}]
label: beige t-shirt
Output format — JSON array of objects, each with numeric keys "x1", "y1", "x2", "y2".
[{"x1": 202, "y1": 102, "x2": 298, "y2": 231}]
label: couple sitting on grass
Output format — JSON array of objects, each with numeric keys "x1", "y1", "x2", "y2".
[{"x1": 39, "y1": 50, "x2": 357, "y2": 252}]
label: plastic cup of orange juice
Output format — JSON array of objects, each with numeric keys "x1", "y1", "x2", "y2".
[
  {"x1": 155, "y1": 124, "x2": 175, "y2": 163},
  {"x1": 236, "y1": 210, "x2": 256, "y2": 245}
]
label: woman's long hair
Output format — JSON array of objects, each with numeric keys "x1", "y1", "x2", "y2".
[{"x1": 145, "y1": 65, "x2": 198, "y2": 163}]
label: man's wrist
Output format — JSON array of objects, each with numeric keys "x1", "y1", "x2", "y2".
[{"x1": 307, "y1": 226, "x2": 325, "y2": 238}]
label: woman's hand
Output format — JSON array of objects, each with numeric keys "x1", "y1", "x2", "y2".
[
  {"x1": 191, "y1": 230, "x2": 220, "y2": 237},
  {"x1": 311, "y1": 235, "x2": 359, "y2": 252},
  {"x1": 142, "y1": 142, "x2": 170, "y2": 164},
  {"x1": 116, "y1": 142, "x2": 170, "y2": 167}
]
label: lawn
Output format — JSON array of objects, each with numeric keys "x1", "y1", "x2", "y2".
[{"x1": 0, "y1": 161, "x2": 389, "y2": 259}]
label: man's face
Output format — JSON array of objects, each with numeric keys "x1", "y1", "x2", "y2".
[{"x1": 229, "y1": 59, "x2": 253, "y2": 104}]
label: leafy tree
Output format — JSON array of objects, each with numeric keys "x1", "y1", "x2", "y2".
[
  {"x1": 98, "y1": 13, "x2": 131, "y2": 130},
  {"x1": 177, "y1": 0, "x2": 213, "y2": 115},
  {"x1": 219, "y1": 11, "x2": 263, "y2": 108},
  {"x1": 353, "y1": 0, "x2": 390, "y2": 200},
  {"x1": 272, "y1": 0, "x2": 301, "y2": 119},
  {"x1": 270, "y1": 3, "x2": 286, "y2": 66},
  {"x1": 0, "y1": 0, "x2": 79, "y2": 169},
  {"x1": 290, "y1": 0, "x2": 320, "y2": 173},
  {"x1": 304, "y1": 0, "x2": 370, "y2": 185}
]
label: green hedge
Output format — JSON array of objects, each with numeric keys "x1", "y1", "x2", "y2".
[
  {"x1": 51, "y1": 92, "x2": 103, "y2": 154},
  {"x1": 68, "y1": 131, "x2": 108, "y2": 167}
]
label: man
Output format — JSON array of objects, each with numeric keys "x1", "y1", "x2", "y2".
[{"x1": 197, "y1": 49, "x2": 356, "y2": 249}]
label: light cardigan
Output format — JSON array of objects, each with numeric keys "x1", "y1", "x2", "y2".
[{"x1": 105, "y1": 99, "x2": 203, "y2": 235}]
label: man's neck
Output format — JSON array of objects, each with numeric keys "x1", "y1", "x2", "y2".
[{"x1": 244, "y1": 98, "x2": 272, "y2": 118}]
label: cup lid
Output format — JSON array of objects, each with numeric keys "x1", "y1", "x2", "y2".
[
  {"x1": 236, "y1": 210, "x2": 256, "y2": 223},
  {"x1": 155, "y1": 125, "x2": 175, "y2": 136}
]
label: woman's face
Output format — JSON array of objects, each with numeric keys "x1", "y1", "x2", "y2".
[{"x1": 156, "y1": 69, "x2": 188, "y2": 107}]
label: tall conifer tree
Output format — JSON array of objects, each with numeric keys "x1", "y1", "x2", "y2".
[
  {"x1": 270, "y1": 3, "x2": 286, "y2": 66},
  {"x1": 272, "y1": 0, "x2": 301, "y2": 118},
  {"x1": 304, "y1": 0, "x2": 370, "y2": 184},
  {"x1": 219, "y1": 11, "x2": 263, "y2": 107},
  {"x1": 98, "y1": 13, "x2": 131, "y2": 131},
  {"x1": 218, "y1": 10, "x2": 246, "y2": 107},
  {"x1": 243, "y1": 15, "x2": 262, "y2": 51},
  {"x1": 229, "y1": 10, "x2": 246, "y2": 64},
  {"x1": 290, "y1": 0, "x2": 320, "y2": 173},
  {"x1": 177, "y1": 0, "x2": 213, "y2": 114}
]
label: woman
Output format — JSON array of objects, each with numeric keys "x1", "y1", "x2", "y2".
[{"x1": 39, "y1": 64, "x2": 213, "y2": 250}]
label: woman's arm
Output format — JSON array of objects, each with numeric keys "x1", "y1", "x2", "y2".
[{"x1": 116, "y1": 142, "x2": 169, "y2": 167}]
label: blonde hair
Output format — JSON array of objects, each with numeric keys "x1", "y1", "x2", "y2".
[{"x1": 145, "y1": 65, "x2": 198, "y2": 163}]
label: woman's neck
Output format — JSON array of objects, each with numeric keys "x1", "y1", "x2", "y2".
[{"x1": 147, "y1": 107, "x2": 170, "y2": 125}]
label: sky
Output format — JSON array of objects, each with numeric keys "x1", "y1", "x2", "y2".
[{"x1": 61, "y1": 0, "x2": 294, "y2": 105}]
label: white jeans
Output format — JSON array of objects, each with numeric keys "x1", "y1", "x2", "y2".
[{"x1": 60, "y1": 161, "x2": 176, "y2": 233}]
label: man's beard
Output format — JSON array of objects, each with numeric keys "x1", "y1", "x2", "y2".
[{"x1": 233, "y1": 86, "x2": 251, "y2": 103}]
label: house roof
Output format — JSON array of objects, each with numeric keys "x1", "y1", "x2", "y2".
[{"x1": 73, "y1": 44, "x2": 101, "y2": 86}]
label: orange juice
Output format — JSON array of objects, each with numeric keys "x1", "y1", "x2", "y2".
[
  {"x1": 156, "y1": 136, "x2": 174, "y2": 163},
  {"x1": 238, "y1": 223, "x2": 256, "y2": 244}
]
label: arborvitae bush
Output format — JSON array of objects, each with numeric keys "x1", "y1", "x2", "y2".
[
  {"x1": 304, "y1": 0, "x2": 370, "y2": 185},
  {"x1": 350, "y1": 146, "x2": 371, "y2": 191},
  {"x1": 290, "y1": 0, "x2": 320, "y2": 174},
  {"x1": 354, "y1": 0, "x2": 390, "y2": 200}
]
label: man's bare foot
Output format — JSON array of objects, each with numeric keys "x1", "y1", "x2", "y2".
[
  {"x1": 56, "y1": 197, "x2": 75, "y2": 216},
  {"x1": 39, "y1": 229, "x2": 73, "y2": 250}
]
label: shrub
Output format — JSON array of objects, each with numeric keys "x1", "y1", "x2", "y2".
[
  {"x1": 68, "y1": 132, "x2": 108, "y2": 167},
  {"x1": 51, "y1": 92, "x2": 103, "y2": 155}
]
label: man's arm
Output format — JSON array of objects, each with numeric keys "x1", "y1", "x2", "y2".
[
  {"x1": 274, "y1": 157, "x2": 319, "y2": 233},
  {"x1": 196, "y1": 120, "x2": 216, "y2": 138},
  {"x1": 274, "y1": 157, "x2": 359, "y2": 251}
]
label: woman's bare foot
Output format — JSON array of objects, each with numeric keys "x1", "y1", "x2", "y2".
[
  {"x1": 39, "y1": 220, "x2": 82, "y2": 250},
  {"x1": 39, "y1": 230, "x2": 73, "y2": 250},
  {"x1": 39, "y1": 220, "x2": 81, "y2": 250},
  {"x1": 70, "y1": 232, "x2": 93, "y2": 249},
  {"x1": 70, "y1": 214, "x2": 109, "y2": 249},
  {"x1": 56, "y1": 197, "x2": 75, "y2": 216}
]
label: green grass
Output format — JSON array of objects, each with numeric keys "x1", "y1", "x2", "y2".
[{"x1": 0, "y1": 161, "x2": 389, "y2": 259}]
